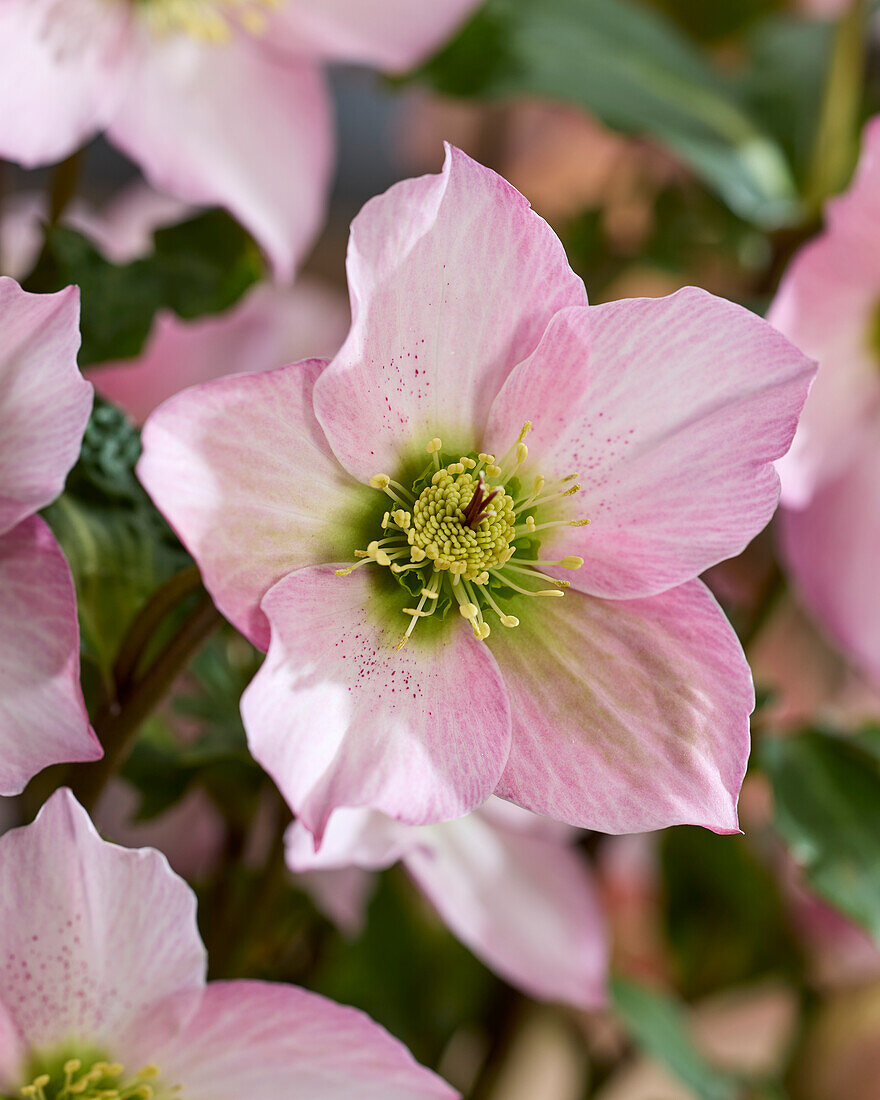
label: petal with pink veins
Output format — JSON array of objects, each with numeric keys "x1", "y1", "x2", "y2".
[
  {"x1": 138, "y1": 360, "x2": 365, "y2": 649},
  {"x1": 0, "y1": 518, "x2": 101, "y2": 795},
  {"x1": 484, "y1": 290, "x2": 815, "y2": 599},
  {"x1": 779, "y1": 426, "x2": 880, "y2": 687},
  {"x1": 0, "y1": 789, "x2": 206, "y2": 1052},
  {"x1": 0, "y1": 280, "x2": 92, "y2": 536},
  {"x1": 92, "y1": 279, "x2": 349, "y2": 424},
  {"x1": 269, "y1": 0, "x2": 481, "y2": 70},
  {"x1": 108, "y1": 36, "x2": 332, "y2": 282},
  {"x1": 490, "y1": 579, "x2": 752, "y2": 834},
  {"x1": 126, "y1": 981, "x2": 457, "y2": 1100},
  {"x1": 241, "y1": 565, "x2": 512, "y2": 840},
  {"x1": 313, "y1": 144, "x2": 586, "y2": 482},
  {"x1": 405, "y1": 809, "x2": 608, "y2": 1008},
  {"x1": 0, "y1": 0, "x2": 132, "y2": 167}
]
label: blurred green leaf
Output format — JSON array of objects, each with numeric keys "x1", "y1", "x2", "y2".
[
  {"x1": 661, "y1": 827, "x2": 800, "y2": 998},
  {"x1": 42, "y1": 401, "x2": 189, "y2": 684},
  {"x1": 759, "y1": 729, "x2": 880, "y2": 940},
  {"x1": 25, "y1": 210, "x2": 263, "y2": 365},
  {"x1": 412, "y1": 0, "x2": 800, "y2": 227},
  {"x1": 611, "y1": 977, "x2": 742, "y2": 1100}
]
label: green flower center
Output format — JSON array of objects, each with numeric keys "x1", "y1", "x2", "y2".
[
  {"x1": 132, "y1": 0, "x2": 279, "y2": 42},
  {"x1": 337, "y1": 423, "x2": 589, "y2": 648},
  {"x1": 11, "y1": 1052, "x2": 179, "y2": 1100}
]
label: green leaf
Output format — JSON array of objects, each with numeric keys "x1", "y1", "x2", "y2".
[
  {"x1": 611, "y1": 977, "x2": 742, "y2": 1100},
  {"x1": 412, "y1": 0, "x2": 800, "y2": 228},
  {"x1": 25, "y1": 210, "x2": 263, "y2": 365},
  {"x1": 759, "y1": 730, "x2": 880, "y2": 940}
]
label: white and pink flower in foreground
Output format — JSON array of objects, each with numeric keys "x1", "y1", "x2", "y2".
[
  {"x1": 287, "y1": 798, "x2": 607, "y2": 1009},
  {"x1": 771, "y1": 116, "x2": 880, "y2": 685},
  {"x1": 139, "y1": 147, "x2": 816, "y2": 841},
  {"x1": 0, "y1": 788, "x2": 456, "y2": 1100},
  {"x1": 0, "y1": 277, "x2": 101, "y2": 795},
  {"x1": 0, "y1": 0, "x2": 479, "y2": 281}
]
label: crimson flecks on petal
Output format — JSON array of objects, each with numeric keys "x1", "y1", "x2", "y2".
[
  {"x1": 139, "y1": 146, "x2": 816, "y2": 839},
  {"x1": 0, "y1": 789, "x2": 456, "y2": 1099},
  {"x1": 0, "y1": 0, "x2": 481, "y2": 281}
]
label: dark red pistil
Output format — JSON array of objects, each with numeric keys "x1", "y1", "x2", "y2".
[{"x1": 462, "y1": 474, "x2": 500, "y2": 529}]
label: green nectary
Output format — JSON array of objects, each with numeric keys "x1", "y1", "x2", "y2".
[
  {"x1": 7, "y1": 1048, "x2": 180, "y2": 1100},
  {"x1": 336, "y1": 424, "x2": 589, "y2": 649}
]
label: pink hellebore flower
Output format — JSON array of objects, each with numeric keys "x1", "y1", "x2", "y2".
[
  {"x1": 139, "y1": 147, "x2": 815, "y2": 841},
  {"x1": 0, "y1": 0, "x2": 479, "y2": 281},
  {"x1": 0, "y1": 788, "x2": 457, "y2": 1100},
  {"x1": 286, "y1": 798, "x2": 608, "y2": 1010},
  {"x1": 0, "y1": 277, "x2": 101, "y2": 794},
  {"x1": 771, "y1": 117, "x2": 880, "y2": 685}
]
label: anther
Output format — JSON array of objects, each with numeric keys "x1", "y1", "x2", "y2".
[
  {"x1": 426, "y1": 438, "x2": 442, "y2": 454},
  {"x1": 561, "y1": 556, "x2": 584, "y2": 570},
  {"x1": 369, "y1": 474, "x2": 390, "y2": 489},
  {"x1": 500, "y1": 615, "x2": 519, "y2": 628}
]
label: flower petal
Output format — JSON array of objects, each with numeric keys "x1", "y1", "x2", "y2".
[
  {"x1": 0, "y1": 279, "x2": 92, "y2": 536},
  {"x1": 485, "y1": 290, "x2": 815, "y2": 598},
  {"x1": 129, "y1": 981, "x2": 457, "y2": 1100},
  {"x1": 0, "y1": 0, "x2": 130, "y2": 167},
  {"x1": 108, "y1": 37, "x2": 332, "y2": 281},
  {"x1": 92, "y1": 280, "x2": 348, "y2": 424},
  {"x1": 0, "y1": 789, "x2": 206, "y2": 1051},
  {"x1": 779, "y1": 426, "x2": 880, "y2": 686},
  {"x1": 405, "y1": 810, "x2": 608, "y2": 1008},
  {"x1": 0, "y1": 518, "x2": 101, "y2": 795},
  {"x1": 286, "y1": 808, "x2": 415, "y2": 872},
  {"x1": 312, "y1": 144, "x2": 586, "y2": 483},
  {"x1": 138, "y1": 360, "x2": 363, "y2": 649},
  {"x1": 269, "y1": 0, "x2": 481, "y2": 70},
  {"x1": 241, "y1": 565, "x2": 512, "y2": 840},
  {"x1": 489, "y1": 579, "x2": 752, "y2": 833}
]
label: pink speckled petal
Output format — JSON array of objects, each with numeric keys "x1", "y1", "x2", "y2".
[
  {"x1": 0, "y1": 0, "x2": 131, "y2": 167},
  {"x1": 485, "y1": 290, "x2": 815, "y2": 598},
  {"x1": 779, "y1": 425, "x2": 880, "y2": 687},
  {"x1": 92, "y1": 280, "x2": 348, "y2": 424},
  {"x1": 405, "y1": 809, "x2": 607, "y2": 1009},
  {"x1": 312, "y1": 145, "x2": 586, "y2": 483},
  {"x1": 490, "y1": 579, "x2": 752, "y2": 834},
  {"x1": 138, "y1": 361, "x2": 364, "y2": 649},
  {"x1": 108, "y1": 36, "x2": 332, "y2": 281},
  {"x1": 269, "y1": 0, "x2": 480, "y2": 70},
  {"x1": 241, "y1": 565, "x2": 512, "y2": 840},
  {"x1": 0, "y1": 518, "x2": 101, "y2": 796},
  {"x1": 126, "y1": 982, "x2": 457, "y2": 1100},
  {"x1": 0, "y1": 790, "x2": 206, "y2": 1052},
  {"x1": 0, "y1": 279, "x2": 92, "y2": 536}
]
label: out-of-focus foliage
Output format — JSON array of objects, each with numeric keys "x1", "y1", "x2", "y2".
[
  {"x1": 760, "y1": 729, "x2": 880, "y2": 941},
  {"x1": 24, "y1": 211, "x2": 263, "y2": 365}
]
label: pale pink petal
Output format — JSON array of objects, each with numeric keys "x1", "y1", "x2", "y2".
[
  {"x1": 0, "y1": 1000, "x2": 25, "y2": 1092},
  {"x1": 270, "y1": 0, "x2": 481, "y2": 70},
  {"x1": 490, "y1": 579, "x2": 752, "y2": 834},
  {"x1": 826, "y1": 115, "x2": 880, "y2": 233},
  {"x1": 405, "y1": 812, "x2": 607, "y2": 1008},
  {"x1": 296, "y1": 868, "x2": 375, "y2": 936},
  {"x1": 92, "y1": 279, "x2": 348, "y2": 423},
  {"x1": 0, "y1": 518, "x2": 101, "y2": 795},
  {"x1": 312, "y1": 144, "x2": 586, "y2": 483},
  {"x1": 137, "y1": 360, "x2": 365, "y2": 649},
  {"x1": 0, "y1": 789, "x2": 206, "y2": 1051},
  {"x1": 66, "y1": 181, "x2": 196, "y2": 264},
  {"x1": 779, "y1": 426, "x2": 880, "y2": 686},
  {"x1": 286, "y1": 808, "x2": 415, "y2": 873},
  {"x1": 108, "y1": 36, "x2": 332, "y2": 281},
  {"x1": 0, "y1": 279, "x2": 92, "y2": 536},
  {"x1": 241, "y1": 565, "x2": 512, "y2": 840},
  {"x1": 128, "y1": 981, "x2": 457, "y2": 1100},
  {"x1": 0, "y1": 0, "x2": 131, "y2": 167},
  {"x1": 0, "y1": 194, "x2": 46, "y2": 282},
  {"x1": 485, "y1": 291, "x2": 815, "y2": 599}
]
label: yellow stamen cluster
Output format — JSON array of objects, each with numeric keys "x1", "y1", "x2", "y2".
[
  {"x1": 336, "y1": 423, "x2": 590, "y2": 649},
  {"x1": 19, "y1": 1058, "x2": 179, "y2": 1100},
  {"x1": 135, "y1": 0, "x2": 280, "y2": 42}
]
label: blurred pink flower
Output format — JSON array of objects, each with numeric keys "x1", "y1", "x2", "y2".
[
  {"x1": 771, "y1": 117, "x2": 880, "y2": 685},
  {"x1": 0, "y1": 788, "x2": 456, "y2": 1099},
  {"x1": 0, "y1": 0, "x2": 480, "y2": 280},
  {"x1": 287, "y1": 798, "x2": 608, "y2": 1009},
  {"x1": 0, "y1": 278, "x2": 101, "y2": 794},
  {"x1": 139, "y1": 146, "x2": 815, "y2": 841}
]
